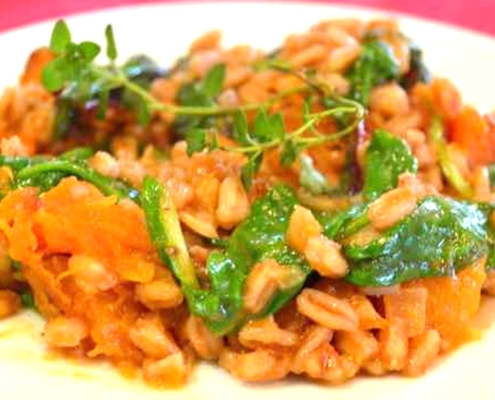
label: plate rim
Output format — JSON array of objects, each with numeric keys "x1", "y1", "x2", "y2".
[{"x1": 1, "y1": 0, "x2": 495, "y2": 46}]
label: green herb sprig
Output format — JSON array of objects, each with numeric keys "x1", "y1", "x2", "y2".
[
  {"x1": 43, "y1": 21, "x2": 307, "y2": 123},
  {"x1": 180, "y1": 62, "x2": 365, "y2": 188},
  {"x1": 233, "y1": 100, "x2": 363, "y2": 188},
  {"x1": 43, "y1": 20, "x2": 365, "y2": 189}
]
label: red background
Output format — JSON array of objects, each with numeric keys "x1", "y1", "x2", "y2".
[{"x1": 0, "y1": 0, "x2": 494, "y2": 37}]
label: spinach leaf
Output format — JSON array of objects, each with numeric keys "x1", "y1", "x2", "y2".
[
  {"x1": 363, "y1": 129, "x2": 417, "y2": 200},
  {"x1": 142, "y1": 181, "x2": 309, "y2": 335},
  {"x1": 477, "y1": 202, "x2": 495, "y2": 270},
  {"x1": 0, "y1": 154, "x2": 138, "y2": 202},
  {"x1": 59, "y1": 146, "x2": 95, "y2": 161},
  {"x1": 141, "y1": 177, "x2": 199, "y2": 288},
  {"x1": 316, "y1": 203, "x2": 369, "y2": 240},
  {"x1": 0, "y1": 155, "x2": 48, "y2": 172},
  {"x1": 400, "y1": 41, "x2": 431, "y2": 89},
  {"x1": 189, "y1": 185, "x2": 310, "y2": 335},
  {"x1": 344, "y1": 196, "x2": 488, "y2": 286},
  {"x1": 346, "y1": 40, "x2": 400, "y2": 105}
]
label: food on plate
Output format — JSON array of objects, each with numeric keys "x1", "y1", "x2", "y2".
[{"x1": 0, "y1": 16, "x2": 494, "y2": 387}]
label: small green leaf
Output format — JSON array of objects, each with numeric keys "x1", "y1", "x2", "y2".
[
  {"x1": 59, "y1": 147, "x2": 95, "y2": 161},
  {"x1": 11, "y1": 260, "x2": 23, "y2": 272},
  {"x1": 209, "y1": 132, "x2": 220, "y2": 151},
  {"x1": 302, "y1": 98, "x2": 312, "y2": 123},
  {"x1": 252, "y1": 110, "x2": 285, "y2": 143},
  {"x1": 265, "y1": 58, "x2": 293, "y2": 72},
  {"x1": 363, "y1": 129, "x2": 417, "y2": 200},
  {"x1": 186, "y1": 128, "x2": 207, "y2": 156},
  {"x1": 202, "y1": 63, "x2": 226, "y2": 97},
  {"x1": 63, "y1": 42, "x2": 84, "y2": 79},
  {"x1": 96, "y1": 88, "x2": 109, "y2": 120},
  {"x1": 41, "y1": 58, "x2": 68, "y2": 91},
  {"x1": 253, "y1": 58, "x2": 293, "y2": 72},
  {"x1": 78, "y1": 41, "x2": 101, "y2": 62},
  {"x1": 172, "y1": 79, "x2": 214, "y2": 139},
  {"x1": 253, "y1": 109, "x2": 273, "y2": 143},
  {"x1": 241, "y1": 153, "x2": 263, "y2": 189},
  {"x1": 49, "y1": 20, "x2": 71, "y2": 53},
  {"x1": 123, "y1": 54, "x2": 161, "y2": 82},
  {"x1": 268, "y1": 112, "x2": 285, "y2": 141},
  {"x1": 136, "y1": 97, "x2": 152, "y2": 126},
  {"x1": 400, "y1": 40, "x2": 431, "y2": 89},
  {"x1": 232, "y1": 111, "x2": 252, "y2": 145},
  {"x1": 21, "y1": 292, "x2": 35, "y2": 309},
  {"x1": 104, "y1": 24, "x2": 118, "y2": 61},
  {"x1": 346, "y1": 40, "x2": 400, "y2": 105},
  {"x1": 280, "y1": 139, "x2": 298, "y2": 166}
]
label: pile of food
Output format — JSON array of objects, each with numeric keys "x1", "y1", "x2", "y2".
[{"x1": 0, "y1": 17, "x2": 494, "y2": 387}]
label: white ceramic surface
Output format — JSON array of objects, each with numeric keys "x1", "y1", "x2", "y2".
[{"x1": 0, "y1": 2, "x2": 494, "y2": 400}]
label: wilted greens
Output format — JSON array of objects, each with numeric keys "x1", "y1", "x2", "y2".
[
  {"x1": 142, "y1": 181, "x2": 309, "y2": 335},
  {"x1": 0, "y1": 150, "x2": 138, "y2": 201},
  {"x1": 344, "y1": 196, "x2": 489, "y2": 286},
  {"x1": 346, "y1": 40, "x2": 400, "y2": 105},
  {"x1": 363, "y1": 129, "x2": 417, "y2": 200}
]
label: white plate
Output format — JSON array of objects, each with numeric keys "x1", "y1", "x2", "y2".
[{"x1": 0, "y1": 2, "x2": 495, "y2": 400}]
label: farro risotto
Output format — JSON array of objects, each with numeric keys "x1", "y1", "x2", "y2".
[{"x1": 0, "y1": 16, "x2": 494, "y2": 388}]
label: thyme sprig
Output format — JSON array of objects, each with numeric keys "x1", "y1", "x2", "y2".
[
  {"x1": 43, "y1": 21, "x2": 307, "y2": 121},
  {"x1": 42, "y1": 20, "x2": 365, "y2": 189}
]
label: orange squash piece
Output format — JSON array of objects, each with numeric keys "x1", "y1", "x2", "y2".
[
  {"x1": 408, "y1": 258, "x2": 486, "y2": 350},
  {"x1": 450, "y1": 106, "x2": 495, "y2": 166}
]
